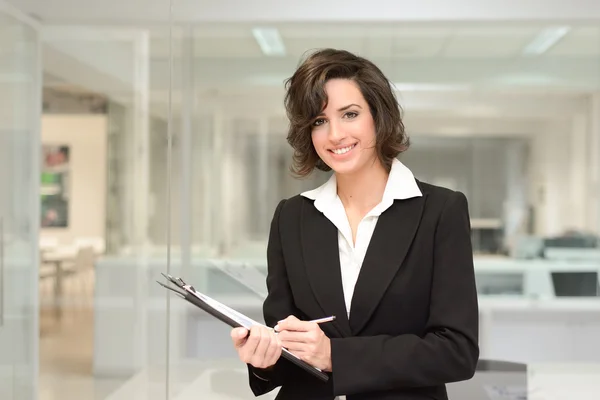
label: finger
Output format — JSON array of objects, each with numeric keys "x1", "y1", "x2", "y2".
[
  {"x1": 277, "y1": 330, "x2": 312, "y2": 344},
  {"x1": 257, "y1": 327, "x2": 271, "y2": 360},
  {"x1": 231, "y1": 328, "x2": 249, "y2": 347},
  {"x1": 274, "y1": 315, "x2": 300, "y2": 331},
  {"x1": 250, "y1": 327, "x2": 270, "y2": 367},
  {"x1": 241, "y1": 326, "x2": 261, "y2": 361},
  {"x1": 276, "y1": 317, "x2": 313, "y2": 332},
  {"x1": 280, "y1": 340, "x2": 306, "y2": 353},
  {"x1": 264, "y1": 332, "x2": 281, "y2": 365}
]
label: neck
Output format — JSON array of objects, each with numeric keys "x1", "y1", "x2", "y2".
[{"x1": 336, "y1": 160, "x2": 389, "y2": 211}]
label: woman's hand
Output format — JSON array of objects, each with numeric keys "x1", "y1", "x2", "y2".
[
  {"x1": 231, "y1": 325, "x2": 282, "y2": 369},
  {"x1": 275, "y1": 315, "x2": 332, "y2": 372}
]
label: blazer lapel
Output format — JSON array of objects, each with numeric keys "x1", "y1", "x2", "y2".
[
  {"x1": 349, "y1": 194, "x2": 427, "y2": 335},
  {"x1": 300, "y1": 200, "x2": 352, "y2": 337}
]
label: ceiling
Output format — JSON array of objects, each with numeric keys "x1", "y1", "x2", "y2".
[
  {"x1": 38, "y1": 22, "x2": 600, "y2": 106},
  {"x1": 8, "y1": 0, "x2": 600, "y2": 23},
  {"x1": 6, "y1": 0, "x2": 600, "y2": 130},
  {"x1": 146, "y1": 23, "x2": 600, "y2": 60}
]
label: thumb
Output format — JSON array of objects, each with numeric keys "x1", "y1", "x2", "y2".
[{"x1": 231, "y1": 327, "x2": 248, "y2": 343}]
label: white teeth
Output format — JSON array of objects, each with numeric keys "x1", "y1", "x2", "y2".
[{"x1": 332, "y1": 144, "x2": 355, "y2": 155}]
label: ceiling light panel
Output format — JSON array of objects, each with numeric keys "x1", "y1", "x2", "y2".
[
  {"x1": 252, "y1": 27, "x2": 286, "y2": 56},
  {"x1": 522, "y1": 26, "x2": 571, "y2": 56}
]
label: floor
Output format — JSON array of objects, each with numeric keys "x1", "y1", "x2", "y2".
[{"x1": 39, "y1": 269, "x2": 126, "y2": 400}]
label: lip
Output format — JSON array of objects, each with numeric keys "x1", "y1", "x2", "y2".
[{"x1": 328, "y1": 143, "x2": 357, "y2": 158}]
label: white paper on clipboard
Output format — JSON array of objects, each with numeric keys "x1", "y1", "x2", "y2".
[{"x1": 188, "y1": 289, "x2": 264, "y2": 329}]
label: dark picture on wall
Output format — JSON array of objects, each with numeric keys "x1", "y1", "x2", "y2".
[{"x1": 41, "y1": 145, "x2": 70, "y2": 228}]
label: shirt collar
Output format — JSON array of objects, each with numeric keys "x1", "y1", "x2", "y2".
[{"x1": 301, "y1": 158, "x2": 422, "y2": 215}]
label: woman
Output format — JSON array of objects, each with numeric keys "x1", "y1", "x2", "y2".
[{"x1": 230, "y1": 48, "x2": 479, "y2": 400}]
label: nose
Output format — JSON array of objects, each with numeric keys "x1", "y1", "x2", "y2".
[{"x1": 327, "y1": 119, "x2": 345, "y2": 142}]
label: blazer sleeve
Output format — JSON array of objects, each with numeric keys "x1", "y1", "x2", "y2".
[
  {"x1": 247, "y1": 199, "x2": 303, "y2": 396},
  {"x1": 329, "y1": 191, "x2": 479, "y2": 396}
]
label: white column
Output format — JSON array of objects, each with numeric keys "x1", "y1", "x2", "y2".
[
  {"x1": 130, "y1": 30, "x2": 150, "y2": 371},
  {"x1": 503, "y1": 140, "x2": 528, "y2": 249},
  {"x1": 213, "y1": 111, "x2": 227, "y2": 255},
  {"x1": 258, "y1": 117, "x2": 270, "y2": 235},
  {"x1": 131, "y1": 31, "x2": 151, "y2": 250},
  {"x1": 569, "y1": 113, "x2": 589, "y2": 232},
  {"x1": 527, "y1": 133, "x2": 543, "y2": 235},
  {"x1": 179, "y1": 26, "x2": 194, "y2": 273},
  {"x1": 198, "y1": 114, "x2": 214, "y2": 249},
  {"x1": 589, "y1": 93, "x2": 600, "y2": 235},
  {"x1": 530, "y1": 121, "x2": 571, "y2": 236}
]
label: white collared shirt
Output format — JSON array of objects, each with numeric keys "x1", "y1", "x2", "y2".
[
  {"x1": 301, "y1": 158, "x2": 423, "y2": 318},
  {"x1": 301, "y1": 159, "x2": 421, "y2": 400}
]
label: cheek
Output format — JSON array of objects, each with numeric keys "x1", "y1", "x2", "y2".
[
  {"x1": 353, "y1": 121, "x2": 377, "y2": 146},
  {"x1": 311, "y1": 132, "x2": 327, "y2": 156}
]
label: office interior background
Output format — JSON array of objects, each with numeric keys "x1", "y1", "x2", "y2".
[{"x1": 2, "y1": 0, "x2": 600, "y2": 399}]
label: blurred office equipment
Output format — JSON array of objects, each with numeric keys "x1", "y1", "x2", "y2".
[
  {"x1": 447, "y1": 360, "x2": 527, "y2": 400},
  {"x1": 543, "y1": 231, "x2": 600, "y2": 261},
  {"x1": 544, "y1": 231, "x2": 598, "y2": 249},
  {"x1": 551, "y1": 272, "x2": 600, "y2": 297},
  {"x1": 475, "y1": 273, "x2": 525, "y2": 296},
  {"x1": 511, "y1": 235, "x2": 544, "y2": 259}
]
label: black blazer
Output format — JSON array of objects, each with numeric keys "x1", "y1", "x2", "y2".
[{"x1": 247, "y1": 180, "x2": 479, "y2": 400}]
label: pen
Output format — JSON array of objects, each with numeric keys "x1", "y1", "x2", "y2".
[
  {"x1": 309, "y1": 316, "x2": 336, "y2": 324},
  {"x1": 272, "y1": 316, "x2": 336, "y2": 332}
]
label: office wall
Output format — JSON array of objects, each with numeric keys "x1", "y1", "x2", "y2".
[
  {"x1": 402, "y1": 136, "x2": 518, "y2": 220},
  {"x1": 40, "y1": 114, "x2": 107, "y2": 246},
  {"x1": 140, "y1": 119, "x2": 592, "y2": 250},
  {"x1": 528, "y1": 120, "x2": 591, "y2": 236}
]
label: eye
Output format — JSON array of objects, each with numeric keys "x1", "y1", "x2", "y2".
[
  {"x1": 312, "y1": 118, "x2": 326, "y2": 127},
  {"x1": 344, "y1": 111, "x2": 358, "y2": 119}
]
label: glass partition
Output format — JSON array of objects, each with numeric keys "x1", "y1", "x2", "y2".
[
  {"x1": 38, "y1": 22, "x2": 176, "y2": 400},
  {"x1": 167, "y1": 20, "x2": 600, "y2": 399},
  {"x1": 3, "y1": 2, "x2": 598, "y2": 398},
  {"x1": 0, "y1": 3, "x2": 40, "y2": 399}
]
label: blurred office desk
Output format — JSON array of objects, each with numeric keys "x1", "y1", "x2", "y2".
[
  {"x1": 474, "y1": 256, "x2": 600, "y2": 297},
  {"x1": 478, "y1": 297, "x2": 600, "y2": 365},
  {"x1": 450, "y1": 360, "x2": 600, "y2": 400}
]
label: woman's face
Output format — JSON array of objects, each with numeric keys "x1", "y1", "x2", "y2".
[{"x1": 311, "y1": 78, "x2": 378, "y2": 176}]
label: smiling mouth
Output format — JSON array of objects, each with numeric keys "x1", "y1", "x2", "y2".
[{"x1": 329, "y1": 143, "x2": 357, "y2": 155}]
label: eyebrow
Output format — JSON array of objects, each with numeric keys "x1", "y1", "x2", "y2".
[
  {"x1": 338, "y1": 103, "x2": 362, "y2": 112},
  {"x1": 318, "y1": 103, "x2": 362, "y2": 116}
]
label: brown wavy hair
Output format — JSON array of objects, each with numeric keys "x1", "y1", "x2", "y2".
[{"x1": 284, "y1": 48, "x2": 409, "y2": 177}]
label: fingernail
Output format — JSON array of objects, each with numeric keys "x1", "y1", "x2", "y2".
[{"x1": 273, "y1": 324, "x2": 280, "y2": 332}]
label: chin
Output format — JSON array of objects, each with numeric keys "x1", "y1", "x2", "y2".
[{"x1": 327, "y1": 160, "x2": 363, "y2": 176}]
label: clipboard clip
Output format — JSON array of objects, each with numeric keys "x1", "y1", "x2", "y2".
[
  {"x1": 157, "y1": 273, "x2": 189, "y2": 299},
  {"x1": 160, "y1": 273, "x2": 197, "y2": 292}
]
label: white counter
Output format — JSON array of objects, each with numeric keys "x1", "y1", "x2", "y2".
[{"x1": 93, "y1": 255, "x2": 600, "y2": 377}]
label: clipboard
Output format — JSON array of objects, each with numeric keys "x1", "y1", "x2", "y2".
[{"x1": 157, "y1": 273, "x2": 330, "y2": 382}]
